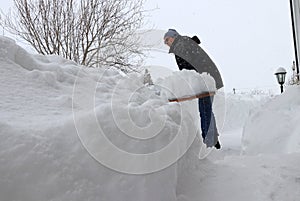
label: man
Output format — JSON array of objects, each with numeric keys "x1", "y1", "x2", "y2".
[{"x1": 164, "y1": 29, "x2": 223, "y2": 149}]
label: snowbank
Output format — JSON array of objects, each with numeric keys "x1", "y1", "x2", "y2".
[
  {"x1": 0, "y1": 36, "x2": 206, "y2": 201},
  {"x1": 242, "y1": 85, "x2": 300, "y2": 155},
  {"x1": 223, "y1": 93, "x2": 271, "y2": 132},
  {"x1": 157, "y1": 69, "x2": 216, "y2": 99},
  {"x1": 2, "y1": 34, "x2": 300, "y2": 201}
]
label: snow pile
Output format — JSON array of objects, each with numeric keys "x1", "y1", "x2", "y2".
[
  {"x1": 223, "y1": 93, "x2": 272, "y2": 132},
  {"x1": 0, "y1": 36, "x2": 206, "y2": 201},
  {"x1": 72, "y1": 69, "x2": 204, "y2": 174},
  {"x1": 242, "y1": 85, "x2": 300, "y2": 155},
  {"x1": 1, "y1": 34, "x2": 300, "y2": 201},
  {"x1": 157, "y1": 69, "x2": 216, "y2": 99}
]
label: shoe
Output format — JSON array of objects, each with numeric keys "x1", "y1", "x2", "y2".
[{"x1": 214, "y1": 141, "x2": 221, "y2": 149}]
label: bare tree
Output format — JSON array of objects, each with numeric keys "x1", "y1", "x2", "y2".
[{"x1": 1, "y1": 0, "x2": 146, "y2": 71}]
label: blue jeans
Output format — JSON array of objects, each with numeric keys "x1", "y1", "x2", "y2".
[{"x1": 198, "y1": 96, "x2": 219, "y2": 147}]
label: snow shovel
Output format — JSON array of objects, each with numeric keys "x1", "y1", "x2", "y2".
[{"x1": 168, "y1": 91, "x2": 215, "y2": 102}]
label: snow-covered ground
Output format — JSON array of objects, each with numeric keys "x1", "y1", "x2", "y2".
[{"x1": 1, "y1": 35, "x2": 300, "y2": 201}]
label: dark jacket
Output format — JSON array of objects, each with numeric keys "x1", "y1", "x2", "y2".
[{"x1": 169, "y1": 35, "x2": 224, "y2": 90}]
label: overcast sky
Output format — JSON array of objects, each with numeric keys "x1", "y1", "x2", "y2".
[
  {"x1": 1, "y1": 0, "x2": 295, "y2": 93},
  {"x1": 144, "y1": 0, "x2": 295, "y2": 92}
]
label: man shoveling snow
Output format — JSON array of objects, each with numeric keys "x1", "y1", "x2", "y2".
[{"x1": 163, "y1": 29, "x2": 224, "y2": 149}]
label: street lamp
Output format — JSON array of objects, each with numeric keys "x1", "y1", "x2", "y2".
[{"x1": 274, "y1": 67, "x2": 287, "y2": 93}]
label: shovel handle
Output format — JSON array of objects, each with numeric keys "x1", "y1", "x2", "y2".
[{"x1": 168, "y1": 91, "x2": 215, "y2": 102}]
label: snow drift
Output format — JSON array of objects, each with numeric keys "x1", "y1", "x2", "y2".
[
  {"x1": 0, "y1": 36, "x2": 211, "y2": 201},
  {"x1": 242, "y1": 86, "x2": 300, "y2": 155},
  {"x1": 1, "y1": 33, "x2": 300, "y2": 201}
]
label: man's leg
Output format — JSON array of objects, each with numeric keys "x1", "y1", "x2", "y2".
[
  {"x1": 198, "y1": 96, "x2": 220, "y2": 148},
  {"x1": 198, "y1": 97, "x2": 210, "y2": 141}
]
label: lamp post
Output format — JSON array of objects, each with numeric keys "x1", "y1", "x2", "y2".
[{"x1": 274, "y1": 67, "x2": 287, "y2": 93}]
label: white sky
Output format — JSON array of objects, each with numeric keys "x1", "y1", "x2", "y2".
[
  {"x1": 1, "y1": 0, "x2": 295, "y2": 92},
  {"x1": 144, "y1": 0, "x2": 295, "y2": 92}
]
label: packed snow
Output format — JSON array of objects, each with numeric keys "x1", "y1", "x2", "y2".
[
  {"x1": 157, "y1": 70, "x2": 217, "y2": 100},
  {"x1": 1, "y1": 35, "x2": 300, "y2": 201},
  {"x1": 242, "y1": 86, "x2": 300, "y2": 155}
]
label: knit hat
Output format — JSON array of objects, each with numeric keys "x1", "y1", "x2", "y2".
[{"x1": 164, "y1": 29, "x2": 179, "y2": 39}]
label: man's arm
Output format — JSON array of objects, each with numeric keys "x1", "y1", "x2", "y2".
[{"x1": 175, "y1": 55, "x2": 195, "y2": 71}]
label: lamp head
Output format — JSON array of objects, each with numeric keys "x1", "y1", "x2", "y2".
[{"x1": 274, "y1": 67, "x2": 287, "y2": 85}]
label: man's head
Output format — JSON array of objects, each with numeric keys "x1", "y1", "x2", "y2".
[{"x1": 164, "y1": 29, "x2": 179, "y2": 47}]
